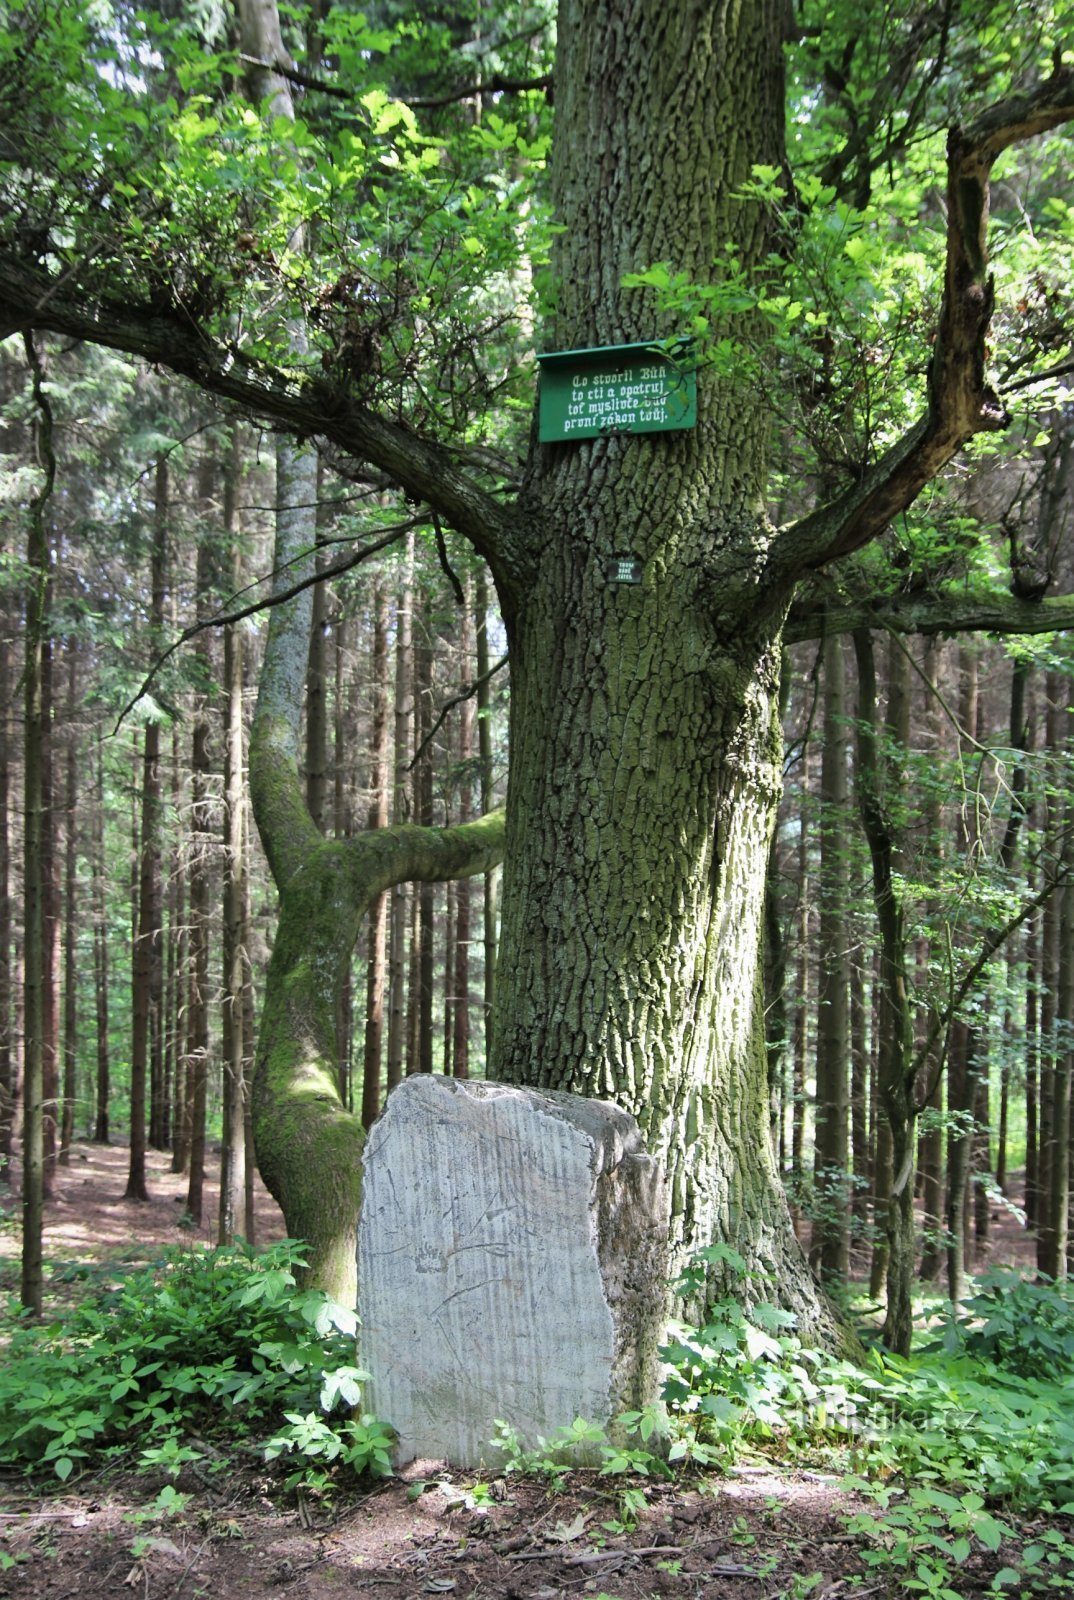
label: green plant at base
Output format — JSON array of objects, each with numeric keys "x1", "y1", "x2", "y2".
[
  {"x1": 951, "y1": 1269, "x2": 1074, "y2": 1379},
  {"x1": 263, "y1": 1409, "x2": 395, "y2": 1489},
  {"x1": 845, "y1": 1485, "x2": 1011, "y2": 1599},
  {"x1": 0, "y1": 1239, "x2": 389, "y2": 1488},
  {"x1": 481, "y1": 1250, "x2": 1074, "y2": 1599}
]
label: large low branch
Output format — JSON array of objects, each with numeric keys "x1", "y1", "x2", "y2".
[
  {"x1": 769, "y1": 66, "x2": 1074, "y2": 583},
  {"x1": 252, "y1": 807, "x2": 505, "y2": 1300},
  {"x1": 785, "y1": 587, "x2": 1074, "y2": 643},
  {"x1": 343, "y1": 807, "x2": 505, "y2": 900},
  {"x1": 0, "y1": 255, "x2": 520, "y2": 592}
]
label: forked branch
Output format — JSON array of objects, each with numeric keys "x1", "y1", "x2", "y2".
[{"x1": 770, "y1": 66, "x2": 1074, "y2": 583}]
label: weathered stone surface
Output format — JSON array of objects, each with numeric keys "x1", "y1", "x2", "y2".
[{"x1": 357, "y1": 1076, "x2": 669, "y2": 1467}]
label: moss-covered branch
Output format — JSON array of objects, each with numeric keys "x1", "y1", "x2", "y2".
[{"x1": 252, "y1": 811, "x2": 505, "y2": 1305}]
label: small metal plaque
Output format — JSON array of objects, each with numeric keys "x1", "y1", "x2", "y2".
[
  {"x1": 537, "y1": 339, "x2": 696, "y2": 443},
  {"x1": 606, "y1": 555, "x2": 643, "y2": 584}
]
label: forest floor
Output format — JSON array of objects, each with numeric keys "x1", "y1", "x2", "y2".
[{"x1": 0, "y1": 1142, "x2": 1044, "y2": 1600}]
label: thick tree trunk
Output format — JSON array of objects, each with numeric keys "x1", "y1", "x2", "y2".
[{"x1": 490, "y1": 0, "x2": 835, "y2": 1336}]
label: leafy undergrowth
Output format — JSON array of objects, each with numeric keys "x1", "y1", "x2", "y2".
[
  {"x1": 2, "y1": 1243, "x2": 1074, "y2": 1597},
  {"x1": 0, "y1": 1239, "x2": 393, "y2": 1491}
]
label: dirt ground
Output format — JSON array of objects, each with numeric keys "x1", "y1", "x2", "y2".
[
  {"x1": 0, "y1": 1143, "x2": 1044, "y2": 1599},
  {"x1": 0, "y1": 1459, "x2": 877, "y2": 1600}
]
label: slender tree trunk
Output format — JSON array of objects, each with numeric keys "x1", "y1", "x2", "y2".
[
  {"x1": 1025, "y1": 904, "x2": 1040, "y2": 1228},
  {"x1": 917, "y1": 639, "x2": 945, "y2": 1281},
  {"x1": 1037, "y1": 672, "x2": 1064, "y2": 1273},
  {"x1": 21, "y1": 332, "x2": 54, "y2": 1314},
  {"x1": 92, "y1": 731, "x2": 110, "y2": 1143},
  {"x1": 995, "y1": 941, "x2": 1014, "y2": 1196},
  {"x1": 59, "y1": 645, "x2": 78, "y2": 1164},
  {"x1": 442, "y1": 879, "x2": 455, "y2": 1079},
  {"x1": 362, "y1": 582, "x2": 391, "y2": 1126},
  {"x1": 790, "y1": 741, "x2": 810, "y2": 1238},
  {"x1": 972, "y1": 1037, "x2": 991, "y2": 1253},
  {"x1": 242, "y1": 857, "x2": 257, "y2": 1246},
  {"x1": 475, "y1": 570, "x2": 498, "y2": 1063},
  {"x1": 1044, "y1": 875, "x2": 1074, "y2": 1278},
  {"x1": 415, "y1": 597, "x2": 435, "y2": 1075},
  {"x1": 185, "y1": 494, "x2": 217, "y2": 1228},
  {"x1": 0, "y1": 633, "x2": 13, "y2": 1180},
  {"x1": 168, "y1": 732, "x2": 189, "y2": 1172},
  {"x1": 813, "y1": 633, "x2": 850, "y2": 1285},
  {"x1": 853, "y1": 630, "x2": 915, "y2": 1354},
  {"x1": 305, "y1": 467, "x2": 330, "y2": 833},
  {"x1": 764, "y1": 657, "x2": 790, "y2": 1151},
  {"x1": 247, "y1": 435, "x2": 504, "y2": 1298},
  {"x1": 453, "y1": 587, "x2": 476, "y2": 1079},
  {"x1": 387, "y1": 544, "x2": 414, "y2": 1094},
  {"x1": 945, "y1": 1019, "x2": 976, "y2": 1304},
  {"x1": 945, "y1": 650, "x2": 980, "y2": 1304},
  {"x1": 849, "y1": 954, "x2": 869, "y2": 1232},
  {"x1": 333, "y1": 600, "x2": 359, "y2": 1108},
  {"x1": 41, "y1": 631, "x2": 58, "y2": 1199},
  {"x1": 220, "y1": 433, "x2": 248, "y2": 1244},
  {"x1": 868, "y1": 634, "x2": 912, "y2": 1303},
  {"x1": 127, "y1": 458, "x2": 167, "y2": 1202}
]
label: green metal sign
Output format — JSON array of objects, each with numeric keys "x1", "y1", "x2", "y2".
[{"x1": 536, "y1": 339, "x2": 696, "y2": 443}]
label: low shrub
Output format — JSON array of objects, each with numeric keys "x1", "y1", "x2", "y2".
[{"x1": 0, "y1": 1239, "x2": 391, "y2": 1485}]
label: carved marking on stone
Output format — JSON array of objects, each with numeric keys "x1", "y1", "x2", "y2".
[{"x1": 357, "y1": 1077, "x2": 668, "y2": 1467}]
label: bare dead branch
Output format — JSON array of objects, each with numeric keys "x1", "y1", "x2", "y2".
[
  {"x1": 113, "y1": 519, "x2": 418, "y2": 735},
  {"x1": 408, "y1": 654, "x2": 508, "y2": 771}
]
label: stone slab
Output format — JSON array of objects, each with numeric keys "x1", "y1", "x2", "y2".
[{"x1": 357, "y1": 1076, "x2": 669, "y2": 1467}]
